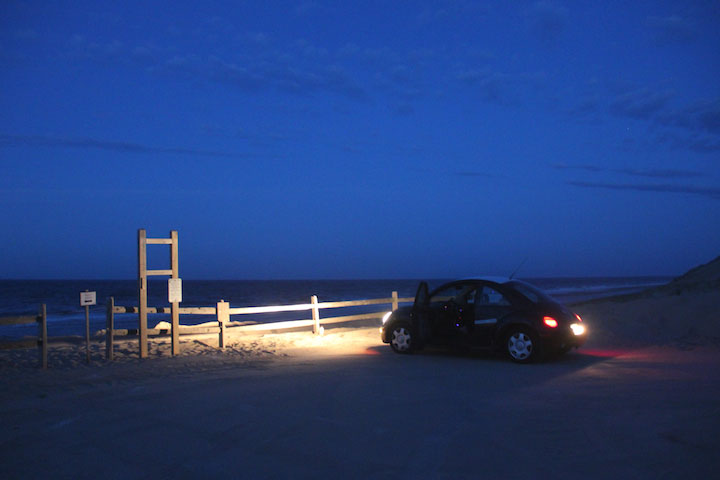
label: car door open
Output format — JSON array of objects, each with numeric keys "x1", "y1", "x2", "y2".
[{"x1": 413, "y1": 281, "x2": 430, "y2": 344}]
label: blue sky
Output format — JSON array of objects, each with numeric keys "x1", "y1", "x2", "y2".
[{"x1": 1, "y1": 1, "x2": 719, "y2": 279}]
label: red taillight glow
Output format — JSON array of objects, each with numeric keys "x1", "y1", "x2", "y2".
[
  {"x1": 543, "y1": 316, "x2": 558, "y2": 328},
  {"x1": 575, "y1": 313, "x2": 583, "y2": 322}
]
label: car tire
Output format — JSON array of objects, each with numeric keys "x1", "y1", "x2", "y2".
[
  {"x1": 505, "y1": 328, "x2": 539, "y2": 363},
  {"x1": 389, "y1": 322, "x2": 415, "y2": 354}
]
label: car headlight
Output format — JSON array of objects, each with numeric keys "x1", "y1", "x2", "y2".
[
  {"x1": 382, "y1": 311, "x2": 392, "y2": 324},
  {"x1": 570, "y1": 323, "x2": 586, "y2": 336}
]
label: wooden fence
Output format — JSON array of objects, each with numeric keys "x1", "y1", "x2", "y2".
[
  {"x1": 107, "y1": 292, "x2": 415, "y2": 359},
  {"x1": 0, "y1": 305, "x2": 48, "y2": 368}
]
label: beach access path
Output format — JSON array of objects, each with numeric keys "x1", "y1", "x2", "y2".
[{"x1": 2, "y1": 326, "x2": 719, "y2": 479}]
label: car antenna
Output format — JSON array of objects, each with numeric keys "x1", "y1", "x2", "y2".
[{"x1": 509, "y1": 257, "x2": 528, "y2": 279}]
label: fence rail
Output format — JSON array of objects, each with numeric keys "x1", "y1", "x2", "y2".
[
  {"x1": 108, "y1": 292, "x2": 415, "y2": 359},
  {"x1": 1, "y1": 293, "x2": 418, "y2": 365},
  {"x1": 1, "y1": 292, "x2": 418, "y2": 365},
  {"x1": 0, "y1": 315, "x2": 38, "y2": 326},
  {"x1": 111, "y1": 297, "x2": 413, "y2": 316},
  {"x1": 0, "y1": 305, "x2": 47, "y2": 368}
]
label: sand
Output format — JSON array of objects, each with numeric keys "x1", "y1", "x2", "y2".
[
  {"x1": 574, "y1": 288, "x2": 720, "y2": 349},
  {"x1": 2, "y1": 284, "x2": 720, "y2": 478}
]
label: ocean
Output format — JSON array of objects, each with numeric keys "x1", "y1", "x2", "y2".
[{"x1": 0, "y1": 277, "x2": 670, "y2": 340}]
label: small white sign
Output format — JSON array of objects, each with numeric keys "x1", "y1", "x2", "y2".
[
  {"x1": 80, "y1": 291, "x2": 97, "y2": 306},
  {"x1": 168, "y1": 278, "x2": 182, "y2": 303}
]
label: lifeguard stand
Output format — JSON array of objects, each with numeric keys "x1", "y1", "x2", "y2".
[{"x1": 137, "y1": 229, "x2": 179, "y2": 358}]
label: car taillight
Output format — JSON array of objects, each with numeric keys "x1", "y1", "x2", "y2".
[
  {"x1": 543, "y1": 316, "x2": 558, "y2": 328},
  {"x1": 575, "y1": 313, "x2": 583, "y2": 322}
]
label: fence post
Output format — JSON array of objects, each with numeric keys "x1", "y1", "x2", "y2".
[
  {"x1": 217, "y1": 300, "x2": 229, "y2": 349},
  {"x1": 311, "y1": 295, "x2": 321, "y2": 335},
  {"x1": 106, "y1": 297, "x2": 114, "y2": 361},
  {"x1": 38, "y1": 304, "x2": 47, "y2": 369},
  {"x1": 392, "y1": 291, "x2": 399, "y2": 311},
  {"x1": 138, "y1": 228, "x2": 148, "y2": 359},
  {"x1": 170, "y1": 229, "x2": 180, "y2": 356},
  {"x1": 84, "y1": 293, "x2": 91, "y2": 365}
]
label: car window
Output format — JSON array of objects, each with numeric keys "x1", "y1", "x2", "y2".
[
  {"x1": 505, "y1": 280, "x2": 553, "y2": 304},
  {"x1": 476, "y1": 286, "x2": 510, "y2": 306},
  {"x1": 510, "y1": 283, "x2": 538, "y2": 303},
  {"x1": 430, "y1": 284, "x2": 473, "y2": 304},
  {"x1": 465, "y1": 289, "x2": 477, "y2": 304}
]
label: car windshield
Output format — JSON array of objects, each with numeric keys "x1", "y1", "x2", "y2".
[{"x1": 505, "y1": 280, "x2": 555, "y2": 304}]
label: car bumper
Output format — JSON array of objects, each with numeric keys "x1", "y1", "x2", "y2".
[{"x1": 539, "y1": 327, "x2": 587, "y2": 351}]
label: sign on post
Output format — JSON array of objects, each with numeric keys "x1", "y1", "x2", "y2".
[
  {"x1": 80, "y1": 290, "x2": 96, "y2": 364},
  {"x1": 80, "y1": 291, "x2": 97, "y2": 306},
  {"x1": 168, "y1": 278, "x2": 182, "y2": 303}
]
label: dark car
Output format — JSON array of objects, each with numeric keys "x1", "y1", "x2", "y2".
[{"x1": 380, "y1": 277, "x2": 587, "y2": 363}]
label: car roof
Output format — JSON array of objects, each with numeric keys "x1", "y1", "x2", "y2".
[{"x1": 461, "y1": 276, "x2": 511, "y2": 284}]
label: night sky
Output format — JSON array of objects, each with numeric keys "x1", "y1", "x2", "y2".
[{"x1": 1, "y1": 1, "x2": 719, "y2": 280}]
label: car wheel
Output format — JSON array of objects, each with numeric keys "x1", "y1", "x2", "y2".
[
  {"x1": 389, "y1": 322, "x2": 415, "y2": 354},
  {"x1": 506, "y1": 328, "x2": 539, "y2": 363}
]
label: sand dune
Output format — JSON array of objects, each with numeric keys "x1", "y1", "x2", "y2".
[{"x1": 572, "y1": 255, "x2": 720, "y2": 349}]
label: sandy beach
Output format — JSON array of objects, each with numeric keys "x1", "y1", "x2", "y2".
[{"x1": 2, "y1": 265, "x2": 720, "y2": 479}]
